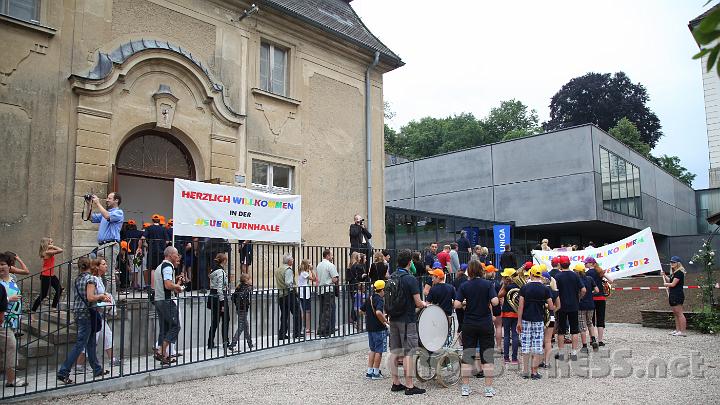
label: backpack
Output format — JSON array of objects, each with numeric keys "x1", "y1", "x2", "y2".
[
  {"x1": 232, "y1": 284, "x2": 251, "y2": 311},
  {"x1": 384, "y1": 271, "x2": 410, "y2": 318}
]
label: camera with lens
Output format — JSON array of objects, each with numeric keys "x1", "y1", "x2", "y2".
[{"x1": 84, "y1": 193, "x2": 94, "y2": 202}]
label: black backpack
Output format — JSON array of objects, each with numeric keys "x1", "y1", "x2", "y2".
[{"x1": 384, "y1": 271, "x2": 410, "y2": 318}]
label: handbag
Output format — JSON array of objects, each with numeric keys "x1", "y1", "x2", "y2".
[{"x1": 73, "y1": 275, "x2": 104, "y2": 332}]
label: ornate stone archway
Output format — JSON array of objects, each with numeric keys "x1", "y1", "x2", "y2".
[{"x1": 68, "y1": 39, "x2": 246, "y2": 253}]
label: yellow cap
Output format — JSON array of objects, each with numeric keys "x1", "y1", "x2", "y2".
[
  {"x1": 530, "y1": 265, "x2": 543, "y2": 278},
  {"x1": 538, "y1": 264, "x2": 547, "y2": 271},
  {"x1": 573, "y1": 263, "x2": 585, "y2": 272},
  {"x1": 374, "y1": 280, "x2": 385, "y2": 290},
  {"x1": 500, "y1": 268, "x2": 516, "y2": 277}
]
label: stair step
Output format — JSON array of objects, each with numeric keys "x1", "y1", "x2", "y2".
[
  {"x1": 18, "y1": 337, "x2": 55, "y2": 358},
  {"x1": 28, "y1": 309, "x2": 73, "y2": 326},
  {"x1": 22, "y1": 318, "x2": 76, "y2": 344}
]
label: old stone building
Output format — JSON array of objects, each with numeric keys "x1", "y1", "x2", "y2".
[{"x1": 0, "y1": 0, "x2": 402, "y2": 267}]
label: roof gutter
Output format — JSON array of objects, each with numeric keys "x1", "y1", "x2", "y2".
[{"x1": 366, "y1": 51, "x2": 380, "y2": 232}]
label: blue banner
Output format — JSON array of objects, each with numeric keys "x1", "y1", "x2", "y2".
[{"x1": 493, "y1": 224, "x2": 511, "y2": 266}]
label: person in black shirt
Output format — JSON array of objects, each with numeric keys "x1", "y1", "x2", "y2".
[
  {"x1": 425, "y1": 269, "x2": 456, "y2": 316},
  {"x1": 484, "y1": 265, "x2": 503, "y2": 352},
  {"x1": 143, "y1": 215, "x2": 168, "y2": 276},
  {"x1": 452, "y1": 263, "x2": 468, "y2": 335},
  {"x1": 663, "y1": 256, "x2": 687, "y2": 336},
  {"x1": 368, "y1": 252, "x2": 388, "y2": 283},
  {"x1": 454, "y1": 259, "x2": 499, "y2": 397},
  {"x1": 361, "y1": 280, "x2": 389, "y2": 379},
  {"x1": 423, "y1": 243, "x2": 438, "y2": 273},
  {"x1": 387, "y1": 249, "x2": 427, "y2": 396},
  {"x1": 349, "y1": 214, "x2": 372, "y2": 258},
  {"x1": 457, "y1": 230, "x2": 472, "y2": 259},
  {"x1": 554, "y1": 257, "x2": 586, "y2": 361},
  {"x1": 575, "y1": 265, "x2": 599, "y2": 352},
  {"x1": 499, "y1": 245, "x2": 517, "y2": 270},
  {"x1": 517, "y1": 265, "x2": 553, "y2": 379},
  {"x1": 238, "y1": 240, "x2": 253, "y2": 274}
]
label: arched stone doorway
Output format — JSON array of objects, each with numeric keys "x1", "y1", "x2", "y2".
[{"x1": 116, "y1": 130, "x2": 195, "y2": 225}]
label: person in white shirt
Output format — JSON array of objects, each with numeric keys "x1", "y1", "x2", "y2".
[{"x1": 316, "y1": 249, "x2": 339, "y2": 337}]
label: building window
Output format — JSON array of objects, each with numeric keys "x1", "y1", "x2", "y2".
[
  {"x1": 260, "y1": 42, "x2": 288, "y2": 96},
  {"x1": 251, "y1": 160, "x2": 293, "y2": 193},
  {"x1": 600, "y1": 147, "x2": 642, "y2": 218},
  {"x1": 1, "y1": 0, "x2": 40, "y2": 23}
]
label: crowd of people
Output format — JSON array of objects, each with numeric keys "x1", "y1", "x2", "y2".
[{"x1": 0, "y1": 198, "x2": 690, "y2": 395}]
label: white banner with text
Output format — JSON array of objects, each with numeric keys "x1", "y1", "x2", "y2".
[
  {"x1": 172, "y1": 179, "x2": 301, "y2": 243},
  {"x1": 532, "y1": 227, "x2": 661, "y2": 280}
]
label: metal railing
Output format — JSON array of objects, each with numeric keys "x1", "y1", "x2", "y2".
[{"x1": 3, "y1": 240, "x2": 532, "y2": 400}]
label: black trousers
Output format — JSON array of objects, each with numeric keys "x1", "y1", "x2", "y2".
[
  {"x1": 278, "y1": 291, "x2": 302, "y2": 338},
  {"x1": 31, "y1": 275, "x2": 62, "y2": 311},
  {"x1": 208, "y1": 296, "x2": 229, "y2": 347},
  {"x1": 317, "y1": 290, "x2": 336, "y2": 336}
]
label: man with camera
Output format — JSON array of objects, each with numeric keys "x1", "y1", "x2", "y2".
[
  {"x1": 86, "y1": 192, "x2": 124, "y2": 246},
  {"x1": 349, "y1": 214, "x2": 372, "y2": 259}
]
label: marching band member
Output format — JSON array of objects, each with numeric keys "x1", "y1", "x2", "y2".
[
  {"x1": 516, "y1": 265, "x2": 554, "y2": 379},
  {"x1": 585, "y1": 257, "x2": 608, "y2": 346},
  {"x1": 497, "y1": 268, "x2": 519, "y2": 365}
]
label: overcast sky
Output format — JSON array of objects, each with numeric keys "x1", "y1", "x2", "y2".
[{"x1": 352, "y1": 0, "x2": 715, "y2": 189}]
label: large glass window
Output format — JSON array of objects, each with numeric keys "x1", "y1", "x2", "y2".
[
  {"x1": 600, "y1": 147, "x2": 642, "y2": 218},
  {"x1": 1, "y1": 0, "x2": 39, "y2": 23},
  {"x1": 260, "y1": 42, "x2": 288, "y2": 96}
]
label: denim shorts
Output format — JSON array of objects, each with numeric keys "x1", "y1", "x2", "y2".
[
  {"x1": 299, "y1": 298, "x2": 311, "y2": 311},
  {"x1": 368, "y1": 329, "x2": 388, "y2": 353}
]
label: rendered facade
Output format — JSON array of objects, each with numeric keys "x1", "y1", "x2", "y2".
[{"x1": 0, "y1": 0, "x2": 401, "y2": 268}]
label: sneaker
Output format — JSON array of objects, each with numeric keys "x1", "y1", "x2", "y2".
[
  {"x1": 598, "y1": 341, "x2": 605, "y2": 347},
  {"x1": 371, "y1": 373, "x2": 383, "y2": 380},
  {"x1": 674, "y1": 332, "x2": 687, "y2": 337},
  {"x1": 554, "y1": 353, "x2": 564, "y2": 361},
  {"x1": 522, "y1": 373, "x2": 531, "y2": 379},
  {"x1": 391, "y1": 383, "x2": 407, "y2": 392},
  {"x1": 461, "y1": 385, "x2": 471, "y2": 396},
  {"x1": 110, "y1": 358, "x2": 122, "y2": 367},
  {"x1": 591, "y1": 341, "x2": 599, "y2": 351},
  {"x1": 75, "y1": 365, "x2": 86, "y2": 373},
  {"x1": 405, "y1": 386, "x2": 426, "y2": 395},
  {"x1": 375, "y1": 371, "x2": 386, "y2": 379},
  {"x1": 669, "y1": 330, "x2": 678, "y2": 335},
  {"x1": 538, "y1": 362, "x2": 547, "y2": 368},
  {"x1": 474, "y1": 370, "x2": 484, "y2": 378},
  {"x1": 570, "y1": 354, "x2": 578, "y2": 362},
  {"x1": 510, "y1": 360, "x2": 519, "y2": 365},
  {"x1": 580, "y1": 347, "x2": 589, "y2": 354},
  {"x1": 484, "y1": 387, "x2": 495, "y2": 398},
  {"x1": 531, "y1": 373, "x2": 542, "y2": 380},
  {"x1": 366, "y1": 372, "x2": 373, "y2": 379}
]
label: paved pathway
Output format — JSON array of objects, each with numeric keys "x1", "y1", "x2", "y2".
[{"x1": 24, "y1": 323, "x2": 720, "y2": 404}]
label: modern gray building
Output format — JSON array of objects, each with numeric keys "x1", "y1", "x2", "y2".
[{"x1": 385, "y1": 124, "x2": 709, "y2": 264}]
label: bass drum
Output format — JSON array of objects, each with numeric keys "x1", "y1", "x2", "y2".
[{"x1": 417, "y1": 305, "x2": 448, "y2": 353}]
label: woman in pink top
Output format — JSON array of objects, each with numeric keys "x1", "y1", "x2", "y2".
[{"x1": 31, "y1": 237, "x2": 64, "y2": 312}]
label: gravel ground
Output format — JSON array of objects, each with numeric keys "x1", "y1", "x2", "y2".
[{"x1": 28, "y1": 323, "x2": 720, "y2": 404}]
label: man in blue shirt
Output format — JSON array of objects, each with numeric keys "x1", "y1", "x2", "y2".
[{"x1": 89, "y1": 192, "x2": 124, "y2": 245}]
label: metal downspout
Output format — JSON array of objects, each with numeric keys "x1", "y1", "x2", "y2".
[{"x1": 366, "y1": 51, "x2": 380, "y2": 232}]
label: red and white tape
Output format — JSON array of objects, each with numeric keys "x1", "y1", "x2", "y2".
[{"x1": 611, "y1": 285, "x2": 706, "y2": 291}]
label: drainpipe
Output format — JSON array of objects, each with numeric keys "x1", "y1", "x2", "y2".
[{"x1": 365, "y1": 51, "x2": 380, "y2": 233}]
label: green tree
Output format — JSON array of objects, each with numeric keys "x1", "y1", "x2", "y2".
[
  {"x1": 397, "y1": 113, "x2": 485, "y2": 159},
  {"x1": 483, "y1": 99, "x2": 540, "y2": 143},
  {"x1": 652, "y1": 155, "x2": 697, "y2": 187},
  {"x1": 691, "y1": 2, "x2": 720, "y2": 77},
  {"x1": 608, "y1": 117, "x2": 651, "y2": 156},
  {"x1": 544, "y1": 72, "x2": 663, "y2": 148}
]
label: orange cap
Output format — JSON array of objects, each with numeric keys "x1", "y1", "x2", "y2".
[
  {"x1": 151, "y1": 214, "x2": 161, "y2": 221},
  {"x1": 120, "y1": 241, "x2": 129, "y2": 251},
  {"x1": 429, "y1": 269, "x2": 445, "y2": 278},
  {"x1": 485, "y1": 265, "x2": 497, "y2": 273},
  {"x1": 143, "y1": 222, "x2": 151, "y2": 228},
  {"x1": 128, "y1": 219, "x2": 136, "y2": 226},
  {"x1": 168, "y1": 218, "x2": 173, "y2": 225}
]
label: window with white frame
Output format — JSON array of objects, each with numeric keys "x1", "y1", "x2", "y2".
[
  {"x1": 1, "y1": 0, "x2": 40, "y2": 23},
  {"x1": 259, "y1": 42, "x2": 288, "y2": 96},
  {"x1": 252, "y1": 160, "x2": 293, "y2": 193}
]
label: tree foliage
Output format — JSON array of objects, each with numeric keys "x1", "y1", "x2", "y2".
[
  {"x1": 651, "y1": 154, "x2": 697, "y2": 187},
  {"x1": 384, "y1": 100, "x2": 539, "y2": 160},
  {"x1": 608, "y1": 117, "x2": 651, "y2": 156},
  {"x1": 483, "y1": 99, "x2": 540, "y2": 143},
  {"x1": 544, "y1": 72, "x2": 663, "y2": 148},
  {"x1": 692, "y1": 3, "x2": 720, "y2": 78}
]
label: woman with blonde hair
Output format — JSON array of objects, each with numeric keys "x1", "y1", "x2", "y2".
[
  {"x1": 540, "y1": 239, "x2": 551, "y2": 251},
  {"x1": 663, "y1": 256, "x2": 687, "y2": 336},
  {"x1": 368, "y1": 252, "x2": 387, "y2": 282},
  {"x1": 32, "y1": 237, "x2": 64, "y2": 312},
  {"x1": 297, "y1": 259, "x2": 316, "y2": 334}
]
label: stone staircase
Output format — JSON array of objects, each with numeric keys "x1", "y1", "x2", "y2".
[{"x1": 17, "y1": 307, "x2": 75, "y2": 369}]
